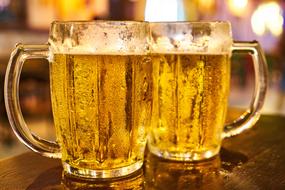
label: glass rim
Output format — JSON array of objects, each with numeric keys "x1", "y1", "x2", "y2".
[
  {"x1": 51, "y1": 20, "x2": 230, "y2": 26},
  {"x1": 148, "y1": 20, "x2": 231, "y2": 25},
  {"x1": 51, "y1": 20, "x2": 147, "y2": 26}
]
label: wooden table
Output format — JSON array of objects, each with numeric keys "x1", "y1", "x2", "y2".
[{"x1": 1, "y1": 114, "x2": 285, "y2": 190}]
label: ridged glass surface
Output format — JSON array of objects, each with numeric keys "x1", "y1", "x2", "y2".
[
  {"x1": 149, "y1": 53, "x2": 230, "y2": 159},
  {"x1": 50, "y1": 54, "x2": 152, "y2": 171}
]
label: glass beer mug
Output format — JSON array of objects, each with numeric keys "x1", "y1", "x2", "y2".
[
  {"x1": 4, "y1": 21, "x2": 152, "y2": 178},
  {"x1": 148, "y1": 21, "x2": 267, "y2": 161}
]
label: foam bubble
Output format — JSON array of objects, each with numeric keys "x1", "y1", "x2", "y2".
[
  {"x1": 49, "y1": 21, "x2": 149, "y2": 55},
  {"x1": 149, "y1": 22, "x2": 233, "y2": 54}
]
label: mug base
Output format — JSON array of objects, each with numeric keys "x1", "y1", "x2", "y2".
[
  {"x1": 62, "y1": 160, "x2": 143, "y2": 179},
  {"x1": 147, "y1": 144, "x2": 220, "y2": 161}
]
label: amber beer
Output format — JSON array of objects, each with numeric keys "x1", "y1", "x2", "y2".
[
  {"x1": 50, "y1": 54, "x2": 152, "y2": 170},
  {"x1": 5, "y1": 21, "x2": 267, "y2": 178},
  {"x1": 145, "y1": 153, "x2": 221, "y2": 189},
  {"x1": 149, "y1": 53, "x2": 230, "y2": 160}
]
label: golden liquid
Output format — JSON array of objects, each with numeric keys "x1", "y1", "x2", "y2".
[
  {"x1": 50, "y1": 54, "x2": 152, "y2": 170},
  {"x1": 149, "y1": 53, "x2": 230, "y2": 158},
  {"x1": 145, "y1": 153, "x2": 221, "y2": 189}
]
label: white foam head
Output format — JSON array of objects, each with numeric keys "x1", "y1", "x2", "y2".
[
  {"x1": 48, "y1": 21, "x2": 149, "y2": 55},
  {"x1": 149, "y1": 21, "x2": 233, "y2": 54}
]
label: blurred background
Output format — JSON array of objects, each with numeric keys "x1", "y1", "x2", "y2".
[{"x1": 0, "y1": 0, "x2": 284, "y2": 158}]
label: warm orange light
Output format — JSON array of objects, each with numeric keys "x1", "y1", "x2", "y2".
[
  {"x1": 197, "y1": 0, "x2": 215, "y2": 13},
  {"x1": 227, "y1": 0, "x2": 248, "y2": 17},
  {"x1": 56, "y1": 0, "x2": 95, "y2": 20}
]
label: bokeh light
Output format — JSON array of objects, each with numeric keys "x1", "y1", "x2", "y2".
[
  {"x1": 251, "y1": 2, "x2": 283, "y2": 37},
  {"x1": 227, "y1": 0, "x2": 248, "y2": 17},
  {"x1": 145, "y1": 0, "x2": 178, "y2": 21}
]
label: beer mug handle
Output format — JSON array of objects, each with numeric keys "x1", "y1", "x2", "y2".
[
  {"x1": 223, "y1": 41, "x2": 268, "y2": 138},
  {"x1": 4, "y1": 44, "x2": 61, "y2": 158}
]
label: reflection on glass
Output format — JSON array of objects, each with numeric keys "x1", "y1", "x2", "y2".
[
  {"x1": 145, "y1": 153, "x2": 222, "y2": 190},
  {"x1": 62, "y1": 169, "x2": 144, "y2": 190}
]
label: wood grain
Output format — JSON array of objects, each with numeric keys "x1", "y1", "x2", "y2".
[
  {"x1": 0, "y1": 153, "x2": 61, "y2": 190},
  {"x1": 0, "y1": 115, "x2": 285, "y2": 190},
  {"x1": 222, "y1": 115, "x2": 285, "y2": 190}
]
